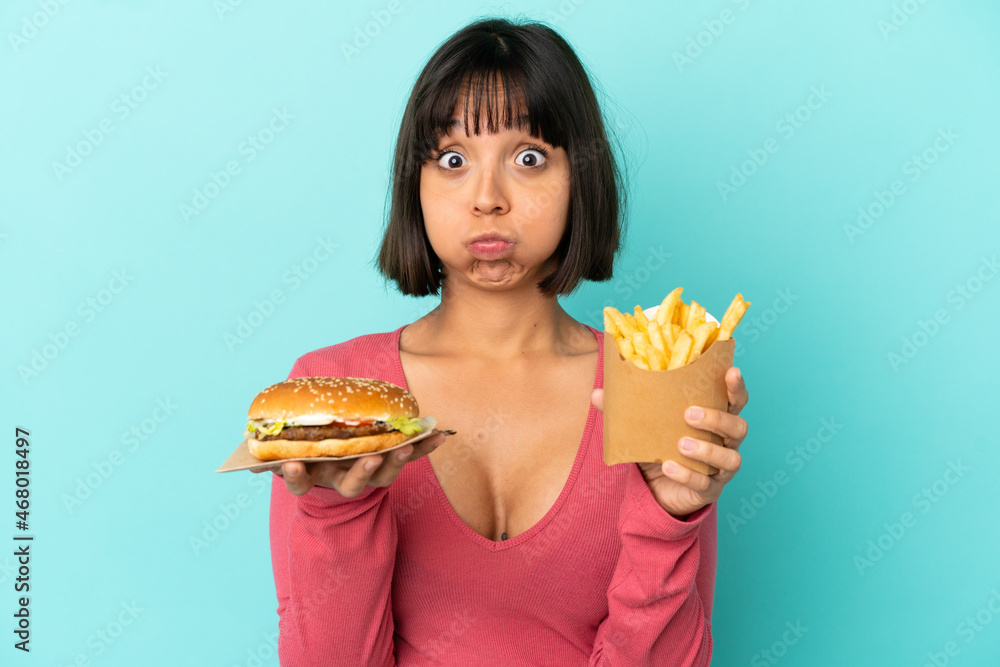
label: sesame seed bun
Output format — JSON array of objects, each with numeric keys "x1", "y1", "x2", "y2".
[{"x1": 248, "y1": 376, "x2": 418, "y2": 422}]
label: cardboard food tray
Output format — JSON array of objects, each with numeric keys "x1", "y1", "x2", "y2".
[
  {"x1": 216, "y1": 416, "x2": 445, "y2": 473},
  {"x1": 602, "y1": 305, "x2": 733, "y2": 475}
]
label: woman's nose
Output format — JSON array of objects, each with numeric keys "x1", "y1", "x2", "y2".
[{"x1": 471, "y1": 166, "x2": 509, "y2": 216}]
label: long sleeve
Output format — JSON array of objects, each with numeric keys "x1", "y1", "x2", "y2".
[
  {"x1": 588, "y1": 465, "x2": 715, "y2": 666},
  {"x1": 269, "y1": 359, "x2": 398, "y2": 667}
]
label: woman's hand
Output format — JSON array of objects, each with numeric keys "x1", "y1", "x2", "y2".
[
  {"x1": 251, "y1": 431, "x2": 447, "y2": 497},
  {"x1": 591, "y1": 367, "x2": 749, "y2": 518}
]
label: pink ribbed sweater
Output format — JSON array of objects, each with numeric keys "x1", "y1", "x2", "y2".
[{"x1": 268, "y1": 324, "x2": 716, "y2": 666}]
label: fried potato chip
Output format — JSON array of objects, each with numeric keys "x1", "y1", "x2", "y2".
[
  {"x1": 703, "y1": 321, "x2": 720, "y2": 350},
  {"x1": 667, "y1": 331, "x2": 693, "y2": 369},
  {"x1": 655, "y1": 287, "x2": 683, "y2": 326},
  {"x1": 603, "y1": 307, "x2": 623, "y2": 338},
  {"x1": 624, "y1": 313, "x2": 645, "y2": 338},
  {"x1": 665, "y1": 323, "x2": 681, "y2": 347},
  {"x1": 632, "y1": 335, "x2": 660, "y2": 370},
  {"x1": 687, "y1": 321, "x2": 714, "y2": 363},
  {"x1": 614, "y1": 334, "x2": 635, "y2": 360},
  {"x1": 686, "y1": 301, "x2": 706, "y2": 330},
  {"x1": 633, "y1": 305, "x2": 650, "y2": 330},
  {"x1": 630, "y1": 330, "x2": 651, "y2": 356},
  {"x1": 717, "y1": 293, "x2": 751, "y2": 341},
  {"x1": 607, "y1": 308, "x2": 636, "y2": 339},
  {"x1": 687, "y1": 316, "x2": 706, "y2": 336},
  {"x1": 642, "y1": 336, "x2": 668, "y2": 370},
  {"x1": 647, "y1": 320, "x2": 668, "y2": 354},
  {"x1": 675, "y1": 302, "x2": 689, "y2": 328}
]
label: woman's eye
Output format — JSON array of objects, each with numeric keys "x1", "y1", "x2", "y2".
[
  {"x1": 515, "y1": 149, "x2": 546, "y2": 168},
  {"x1": 436, "y1": 151, "x2": 466, "y2": 170}
]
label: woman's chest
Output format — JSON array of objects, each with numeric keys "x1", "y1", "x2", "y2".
[{"x1": 401, "y1": 352, "x2": 597, "y2": 542}]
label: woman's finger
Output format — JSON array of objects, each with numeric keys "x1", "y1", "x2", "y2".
[
  {"x1": 369, "y1": 432, "x2": 447, "y2": 485},
  {"x1": 278, "y1": 434, "x2": 450, "y2": 497},
  {"x1": 678, "y1": 436, "x2": 742, "y2": 475},
  {"x1": 411, "y1": 432, "x2": 447, "y2": 458},
  {"x1": 338, "y1": 455, "x2": 383, "y2": 497},
  {"x1": 591, "y1": 388, "x2": 604, "y2": 413},
  {"x1": 281, "y1": 460, "x2": 315, "y2": 496},
  {"x1": 684, "y1": 406, "x2": 748, "y2": 446},
  {"x1": 662, "y1": 458, "x2": 717, "y2": 494},
  {"x1": 727, "y1": 367, "x2": 749, "y2": 415},
  {"x1": 367, "y1": 445, "x2": 414, "y2": 486}
]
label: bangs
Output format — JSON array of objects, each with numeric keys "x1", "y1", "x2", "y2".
[{"x1": 412, "y1": 60, "x2": 570, "y2": 164}]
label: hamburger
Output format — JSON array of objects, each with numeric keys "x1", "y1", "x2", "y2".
[{"x1": 245, "y1": 377, "x2": 424, "y2": 460}]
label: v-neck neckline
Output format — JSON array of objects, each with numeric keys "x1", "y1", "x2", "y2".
[{"x1": 389, "y1": 322, "x2": 604, "y2": 552}]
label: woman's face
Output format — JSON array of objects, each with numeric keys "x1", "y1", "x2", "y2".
[{"x1": 419, "y1": 90, "x2": 570, "y2": 291}]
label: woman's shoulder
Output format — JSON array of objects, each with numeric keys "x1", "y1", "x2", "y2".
[{"x1": 288, "y1": 327, "x2": 403, "y2": 380}]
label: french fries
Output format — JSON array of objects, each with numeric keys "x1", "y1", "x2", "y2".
[
  {"x1": 716, "y1": 293, "x2": 750, "y2": 341},
  {"x1": 604, "y1": 289, "x2": 750, "y2": 371},
  {"x1": 655, "y1": 287, "x2": 683, "y2": 326}
]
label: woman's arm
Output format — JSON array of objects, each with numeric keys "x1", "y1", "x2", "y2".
[
  {"x1": 269, "y1": 359, "x2": 399, "y2": 667},
  {"x1": 587, "y1": 466, "x2": 715, "y2": 666}
]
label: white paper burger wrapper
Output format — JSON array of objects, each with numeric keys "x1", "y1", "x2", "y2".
[{"x1": 216, "y1": 416, "x2": 442, "y2": 473}]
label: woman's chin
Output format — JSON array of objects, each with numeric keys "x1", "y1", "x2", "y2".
[
  {"x1": 440, "y1": 257, "x2": 553, "y2": 292},
  {"x1": 471, "y1": 259, "x2": 516, "y2": 284}
]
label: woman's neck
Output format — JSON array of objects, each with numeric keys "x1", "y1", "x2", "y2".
[{"x1": 419, "y1": 277, "x2": 580, "y2": 360}]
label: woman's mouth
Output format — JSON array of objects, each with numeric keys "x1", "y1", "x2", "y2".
[
  {"x1": 467, "y1": 240, "x2": 514, "y2": 259},
  {"x1": 466, "y1": 235, "x2": 515, "y2": 260}
]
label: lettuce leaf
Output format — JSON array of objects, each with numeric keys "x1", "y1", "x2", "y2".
[
  {"x1": 247, "y1": 420, "x2": 285, "y2": 436},
  {"x1": 388, "y1": 416, "x2": 423, "y2": 435}
]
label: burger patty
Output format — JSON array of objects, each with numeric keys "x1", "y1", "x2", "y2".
[{"x1": 255, "y1": 421, "x2": 395, "y2": 441}]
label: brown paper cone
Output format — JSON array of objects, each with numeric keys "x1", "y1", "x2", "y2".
[{"x1": 602, "y1": 331, "x2": 734, "y2": 475}]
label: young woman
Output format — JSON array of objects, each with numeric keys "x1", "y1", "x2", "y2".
[{"x1": 266, "y1": 17, "x2": 749, "y2": 666}]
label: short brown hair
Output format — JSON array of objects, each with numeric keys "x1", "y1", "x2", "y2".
[{"x1": 376, "y1": 17, "x2": 628, "y2": 297}]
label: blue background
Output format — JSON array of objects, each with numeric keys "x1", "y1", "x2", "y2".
[{"x1": 3, "y1": 1, "x2": 999, "y2": 665}]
